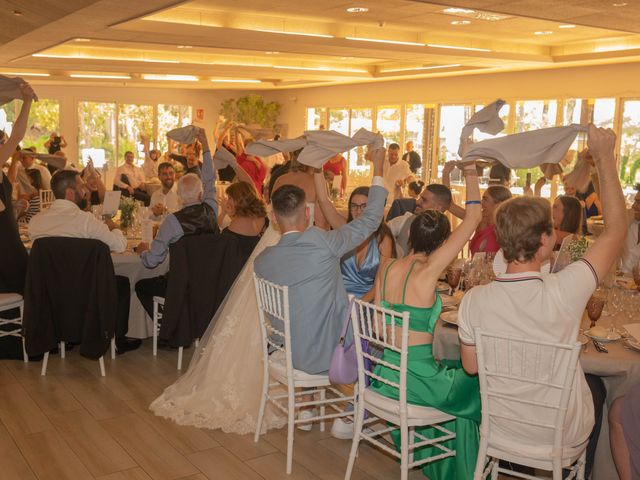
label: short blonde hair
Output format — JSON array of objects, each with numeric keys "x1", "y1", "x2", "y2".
[{"x1": 496, "y1": 197, "x2": 553, "y2": 263}]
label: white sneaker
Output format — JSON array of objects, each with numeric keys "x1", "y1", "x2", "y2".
[
  {"x1": 296, "y1": 409, "x2": 317, "y2": 431},
  {"x1": 331, "y1": 417, "x2": 354, "y2": 440}
]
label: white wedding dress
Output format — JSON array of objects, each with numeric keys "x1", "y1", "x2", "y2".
[{"x1": 150, "y1": 206, "x2": 315, "y2": 434}]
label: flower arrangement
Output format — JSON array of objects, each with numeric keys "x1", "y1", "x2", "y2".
[
  {"x1": 567, "y1": 236, "x2": 589, "y2": 262},
  {"x1": 119, "y1": 196, "x2": 137, "y2": 229}
]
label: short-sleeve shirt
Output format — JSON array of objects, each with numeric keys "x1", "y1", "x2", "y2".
[
  {"x1": 383, "y1": 160, "x2": 412, "y2": 198},
  {"x1": 457, "y1": 259, "x2": 597, "y2": 449}
]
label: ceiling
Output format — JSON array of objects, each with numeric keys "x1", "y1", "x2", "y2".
[{"x1": 2, "y1": 0, "x2": 640, "y2": 90}]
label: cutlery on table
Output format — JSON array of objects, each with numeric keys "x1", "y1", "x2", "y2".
[{"x1": 591, "y1": 339, "x2": 608, "y2": 353}]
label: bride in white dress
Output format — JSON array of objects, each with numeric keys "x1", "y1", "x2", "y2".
[{"x1": 150, "y1": 205, "x2": 316, "y2": 434}]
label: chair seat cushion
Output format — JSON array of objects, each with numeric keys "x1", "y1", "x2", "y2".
[
  {"x1": 269, "y1": 350, "x2": 330, "y2": 385},
  {"x1": 487, "y1": 431, "x2": 587, "y2": 467},
  {"x1": 0, "y1": 293, "x2": 23, "y2": 309},
  {"x1": 364, "y1": 388, "x2": 456, "y2": 423}
]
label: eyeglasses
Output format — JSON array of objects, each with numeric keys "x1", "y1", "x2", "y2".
[{"x1": 350, "y1": 202, "x2": 367, "y2": 211}]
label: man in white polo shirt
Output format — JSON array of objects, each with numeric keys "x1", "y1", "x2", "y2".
[
  {"x1": 383, "y1": 143, "x2": 414, "y2": 200},
  {"x1": 457, "y1": 125, "x2": 626, "y2": 478}
]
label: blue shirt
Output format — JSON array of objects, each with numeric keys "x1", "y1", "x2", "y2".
[{"x1": 141, "y1": 150, "x2": 217, "y2": 268}]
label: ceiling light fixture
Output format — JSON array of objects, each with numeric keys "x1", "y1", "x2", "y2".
[
  {"x1": 534, "y1": 30, "x2": 553, "y2": 35},
  {"x1": 142, "y1": 58, "x2": 180, "y2": 64},
  {"x1": 70, "y1": 74, "x2": 131, "y2": 79},
  {"x1": 272, "y1": 65, "x2": 367, "y2": 73},
  {"x1": 265, "y1": 51, "x2": 280, "y2": 55},
  {"x1": 346, "y1": 36, "x2": 425, "y2": 46},
  {"x1": 143, "y1": 74, "x2": 198, "y2": 81},
  {"x1": 33, "y1": 53, "x2": 86, "y2": 59},
  {"x1": 443, "y1": 7, "x2": 475, "y2": 14},
  {"x1": 13, "y1": 10, "x2": 22, "y2": 16},
  {"x1": 74, "y1": 38, "x2": 91, "y2": 42},
  {"x1": 0, "y1": 72, "x2": 50, "y2": 77},
  {"x1": 211, "y1": 79, "x2": 261, "y2": 83},
  {"x1": 613, "y1": 2, "x2": 628, "y2": 6},
  {"x1": 255, "y1": 29, "x2": 334, "y2": 38},
  {"x1": 451, "y1": 20, "x2": 471, "y2": 25},
  {"x1": 380, "y1": 64, "x2": 461, "y2": 73},
  {"x1": 32, "y1": 53, "x2": 180, "y2": 64},
  {"x1": 346, "y1": 7, "x2": 369, "y2": 13},
  {"x1": 177, "y1": 45, "x2": 193, "y2": 49},
  {"x1": 559, "y1": 24, "x2": 576, "y2": 29},
  {"x1": 427, "y1": 43, "x2": 491, "y2": 52}
]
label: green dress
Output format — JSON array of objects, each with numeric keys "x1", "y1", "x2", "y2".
[{"x1": 371, "y1": 260, "x2": 481, "y2": 480}]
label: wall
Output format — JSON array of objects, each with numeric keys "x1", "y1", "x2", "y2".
[
  {"x1": 261, "y1": 62, "x2": 640, "y2": 136},
  {"x1": 30, "y1": 84, "x2": 233, "y2": 162}
]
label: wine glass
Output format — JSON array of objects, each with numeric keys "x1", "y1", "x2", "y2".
[
  {"x1": 446, "y1": 266, "x2": 462, "y2": 296},
  {"x1": 632, "y1": 264, "x2": 640, "y2": 292},
  {"x1": 586, "y1": 293, "x2": 606, "y2": 329}
]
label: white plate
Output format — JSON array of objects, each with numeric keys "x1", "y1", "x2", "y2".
[
  {"x1": 578, "y1": 334, "x2": 588, "y2": 346},
  {"x1": 584, "y1": 329, "x2": 621, "y2": 343},
  {"x1": 440, "y1": 311, "x2": 458, "y2": 325},
  {"x1": 626, "y1": 338, "x2": 640, "y2": 351},
  {"x1": 441, "y1": 294, "x2": 462, "y2": 308}
]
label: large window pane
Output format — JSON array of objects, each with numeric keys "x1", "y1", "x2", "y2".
[
  {"x1": 405, "y1": 104, "x2": 425, "y2": 174},
  {"x1": 593, "y1": 98, "x2": 615, "y2": 128},
  {"x1": 0, "y1": 100, "x2": 18, "y2": 136},
  {"x1": 78, "y1": 102, "x2": 116, "y2": 168},
  {"x1": 329, "y1": 108, "x2": 349, "y2": 135},
  {"x1": 23, "y1": 99, "x2": 60, "y2": 152},
  {"x1": 306, "y1": 107, "x2": 326, "y2": 130},
  {"x1": 438, "y1": 104, "x2": 472, "y2": 164},
  {"x1": 349, "y1": 108, "x2": 373, "y2": 172},
  {"x1": 620, "y1": 100, "x2": 640, "y2": 186},
  {"x1": 376, "y1": 106, "x2": 401, "y2": 147},
  {"x1": 515, "y1": 100, "x2": 557, "y2": 132},
  {"x1": 118, "y1": 104, "x2": 153, "y2": 165},
  {"x1": 157, "y1": 104, "x2": 191, "y2": 152},
  {"x1": 562, "y1": 99, "x2": 583, "y2": 126}
]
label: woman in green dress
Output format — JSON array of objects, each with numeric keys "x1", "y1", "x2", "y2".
[{"x1": 371, "y1": 162, "x2": 482, "y2": 479}]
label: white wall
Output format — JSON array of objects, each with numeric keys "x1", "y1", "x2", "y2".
[{"x1": 260, "y1": 62, "x2": 640, "y2": 136}]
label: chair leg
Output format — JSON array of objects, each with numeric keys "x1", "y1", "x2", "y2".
[
  {"x1": 286, "y1": 391, "x2": 295, "y2": 475},
  {"x1": 111, "y1": 338, "x2": 116, "y2": 359},
  {"x1": 319, "y1": 388, "x2": 326, "y2": 432},
  {"x1": 400, "y1": 422, "x2": 409, "y2": 480},
  {"x1": 152, "y1": 304, "x2": 158, "y2": 356},
  {"x1": 254, "y1": 369, "x2": 269, "y2": 444},
  {"x1": 41, "y1": 352, "x2": 49, "y2": 376},
  {"x1": 474, "y1": 436, "x2": 490, "y2": 480},
  {"x1": 99, "y1": 356, "x2": 105, "y2": 377},
  {"x1": 490, "y1": 459, "x2": 499, "y2": 480},
  {"x1": 22, "y1": 337, "x2": 28, "y2": 363},
  {"x1": 177, "y1": 347, "x2": 183, "y2": 370},
  {"x1": 576, "y1": 449, "x2": 586, "y2": 480},
  {"x1": 344, "y1": 400, "x2": 365, "y2": 480},
  {"x1": 408, "y1": 426, "x2": 415, "y2": 466},
  {"x1": 195, "y1": 338, "x2": 199, "y2": 348},
  {"x1": 60, "y1": 341, "x2": 65, "y2": 359}
]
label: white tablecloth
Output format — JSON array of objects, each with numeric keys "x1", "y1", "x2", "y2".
[{"x1": 112, "y1": 252, "x2": 169, "y2": 339}]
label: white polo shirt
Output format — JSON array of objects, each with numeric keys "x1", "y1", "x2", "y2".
[
  {"x1": 383, "y1": 160, "x2": 412, "y2": 198},
  {"x1": 620, "y1": 221, "x2": 640, "y2": 274},
  {"x1": 457, "y1": 259, "x2": 597, "y2": 451}
]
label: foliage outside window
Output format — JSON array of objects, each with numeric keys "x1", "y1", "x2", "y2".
[
  {"x1": 349, "y1": 108, "x2": 373, "y2": 172},
  {"x1": 78, "y1": 101, "x2": 116, "y2": 168},
  {"x1": 306, "y1": 107, "x2": 326, "y2": 130},
  {"x1": 220, "y1": 94, "x2": 281, "y2": 129},
  {"x1": 620, "y1": 100, "x2": 640, "y2": 186},
  {"x1": 0, "y1": 99, "x2": 60, "y2": 152},
  {"x1": 376, "y1": 106, "x2": 401, "y2": 147},
  {"x1": 438, "y1": 105, "x2": 471, "y2": 165},
  {"x1": 118, "y1": 104, "x2": 153, "y2": 163},
  {"x1": 157, "y1": 104, "x2": 192, "y2": 152}
]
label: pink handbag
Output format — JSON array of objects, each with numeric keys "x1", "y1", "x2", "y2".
[{"x1": 328, "y1": 298, "x2": 358, "y2": 385}]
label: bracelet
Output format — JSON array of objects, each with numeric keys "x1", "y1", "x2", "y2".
[{"x1": 465, "y1": 200, "x2": 481, "y2": 205}]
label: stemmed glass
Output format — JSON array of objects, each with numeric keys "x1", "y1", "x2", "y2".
[
  {"x1": 586, "y1": 292, "x2": 606, "y2": 329},
  {"x1": 446, "y1": 266, "x2": 462, "y2": 296},
  {"x1": 632, "y1": 264, "x2": 640, "y2": 292}
]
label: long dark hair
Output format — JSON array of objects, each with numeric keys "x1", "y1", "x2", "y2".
[
  {"x1": 557, "y1": 195, "x2": 582, "y2": 234},
  {"x1": 348, "y1": 186, "x2": 396, "y2": 257}
]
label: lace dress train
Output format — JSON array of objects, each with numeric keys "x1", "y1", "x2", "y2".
[{"x1": 149, "y1": 225, "x2": 286, "y2": 434}]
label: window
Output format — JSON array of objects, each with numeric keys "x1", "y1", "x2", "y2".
[
  {"x1": 77, "y1": 102, "x2": 116, "y2": 168},
  {"x1": 0, "y1": 99, "x2": 60, "y2": 152},
  {"x1": 117, "y1": 104, "x2": 153, "y2": 165},
  {"x1": 593, "y1": 98, "x2": 615, "y2": 129},
  {"x1": 376, "y1": 106, "x2": 401, "y2": 147},
  {"x1": 349, "y1": 108, "x2": 373, "y2": 171},
  {"x1": 329, "y1": 108, "x2": 349, "y2": 135},
  {"x1": 514, "y1": 100, "x2": 558, "y2": 132},
  {"x1": 620, "y1": 100, "x2": 640, "y2": 186},
  {"x1": 157, "y1": 104, "x2": 191, "y2": 152},
  {"x1": 405, "y1": 104, "x2": 426, "y2": 173},
  {"x1": 0, "y1": 100, "x2": 17, "y2": 135},
  {"x1": 438, "y1": 104, "x2": 472, "y2": 164},
  {"x1": 306, "y1": 107, "x2": 326, "y2": 130}
]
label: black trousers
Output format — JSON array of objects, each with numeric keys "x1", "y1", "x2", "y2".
[
  {"x1": 135, "y1": 275, "x2": 168, "y2": 320},
  {"x1": 115, "y1": 275, "x2": 131, "y2": 340},
  {"x1": 115, "y1": 174, "x2": 150, "y2": 206}
]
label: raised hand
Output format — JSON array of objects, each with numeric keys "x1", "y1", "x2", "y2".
[
  {"x1": 586, "y1": 124, "x2": 616, "y2": 166},
  {"x1": 20, "y1": 82, "x2": 35, "y2": 101}
]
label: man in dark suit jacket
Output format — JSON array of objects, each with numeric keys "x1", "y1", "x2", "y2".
[{"x1": 254, "y1": 147, "x2": 387, "y2": 375}]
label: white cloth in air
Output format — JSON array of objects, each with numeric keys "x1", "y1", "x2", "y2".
[
  {"x1": 458, "y1": 99, "x2": 506, "y2": 156},
  {"x1": 166, "y1": 125, "x2": 199, "y2": 145},
  {"x1": 0, "y1": 75, "x2": 38, "y2": 105},
  {"x1": 19, "y1": 151, "x2": 66, "y2": 170}
]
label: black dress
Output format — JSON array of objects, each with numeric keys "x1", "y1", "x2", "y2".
[{"x1": 0, "y1": 172, "x2": 28, "y2": 294}]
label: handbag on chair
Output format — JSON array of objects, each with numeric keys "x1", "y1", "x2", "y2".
[{"x1": 329, "y1": 298, "x2": 358, "y2": 385}]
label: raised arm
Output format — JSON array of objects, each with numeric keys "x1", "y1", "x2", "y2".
[
  {"x1": 197, "y1": 128, "x2": 218, "y2": 216},
  {"x1": 59, "y1": 135, "x2": 67, "y2": 148},
  {"x1": 6, "y1": 152, "x2": 20, "y2": 183},
  {"x1": 442, "y1": 161, "x2": 466, "y2": 220},
  {"x1": 313, "y1": 169, "x2": 347, "y2": 229},
  {"x1": 340, "y1": 156, "x2": 348, "y2": 195},
  {"x1": 0, "y1": 84, "x2": 35, "y2": 168},
  {"x1": 234, "y1": 128, "x2": 246, "y2": 155},
  {"x1": 216, "y1": 121, "x2": 234, "y2": 149},
  {"x1": 426, "y1": 164, "x2": 482, "y2": 274},
  {"x1": 582, "y1": 125, "x2": 626, "y2": 281}
]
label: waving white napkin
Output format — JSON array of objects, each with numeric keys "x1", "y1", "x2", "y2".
[
  {"x1": 458, "y1": 99, "x2": 506, "y2": 157},
  {"x1": 16, "y1": 167, "x2": 37, "y2": 197},
  {"x1": 20, "y1": 151, "x2": 66, "y2": 170},
  {"x1": 461, "y1": 124, "x2": 587, "y2": 169},
  {"x1": 166, "y1": 125, "x2": 199, "y2": 145},
  {"x1": 0, "y1": 75, "x2": 38, "y2": 105},
  {"x1": 213, "y1": 147, "x2": 237, "y2": 170},
  {"x1": 246, "y1": 128, "x2": 384, "y2": 168}
]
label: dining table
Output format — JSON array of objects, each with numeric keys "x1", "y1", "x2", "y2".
[{"x1": 433, "y1": 298, "x2": 640, "y2": 480}]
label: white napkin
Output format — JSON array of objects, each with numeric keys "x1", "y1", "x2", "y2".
[
  {"x1": 0, "y1": 75, "x2": 38, "y2": 105},
  {"x1": 462, "y1": 124, "x2": 588, "y2": 169},
  {"x1": 458, "y1": 99, "x2": 506, "y2": 157},
  {"x1": 20, "y1": 151, "x2": 66, "y2": 170},
  {"x1": 624, "y1": 323, "x2": 640, "y2": 342},
  {"x1": 245, "y1": 137, "x2": 307, "y2": 157},
  {"x1": 166, "y1": 125, "x2": 199, "y2": 145},
  {"x1": 16, "y1": 167, "x2": 37, "y2": 196},
  {"x1": 213, "y1": 147, "x2": 236, "y2": 170}
]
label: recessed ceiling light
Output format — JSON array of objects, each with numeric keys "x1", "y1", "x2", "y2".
[
  {"x1": 0, "y1": 72, "x2": 50, "y2": 77},
  {"x1": 427, "y1": 43, "x2": 491, "y2": 52},
  {"x1": 272, "y1": 65, "x2": 367, "y2": 73},
  {"x1": 265, "y1": 51, "x2": 280, "y2": 55},
  {"x1": 346, "y1": 7, "x2": 369, "y2": 13},
  {"x1": 70, "y1": 74, "x2": 131, "y2": 79},
  {"x1": 451, "y1": 20, "x2": 471, "y2": 25},
  {"x1": 346, "y1": 36, "x2": 424, "y2": 46},
  {"x1": 13, "y1": 10, "x2": 22, "y2": 16},
  {"x1": 255, "y1": 29, "x2": 334, "y2": 38},
  {"x1": 143, "y1": 74, "x2": 198, "y2": 81},
  {"x1": 613, "y1": 2, "x2": 628, "y2": 6},
  {"x1": 559, "y1": 24, "x2": 576, "y2": 29},
  {"x1": 211, "y1": 79, "x2": 261, "y2": 83},
  {"x1": 534, "y1": 30, "x2": 553, "y2": 35},
  {"x1": 443, "y1": 7, "x2": 475, "y2": 14},
  {"x1": 177, "y1": 45, "x2": 192, "y2": 49}
]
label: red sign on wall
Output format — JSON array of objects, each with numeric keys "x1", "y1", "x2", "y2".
[{"x1": 195, "y1": 108, "x2": 205, "y2": 122}]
